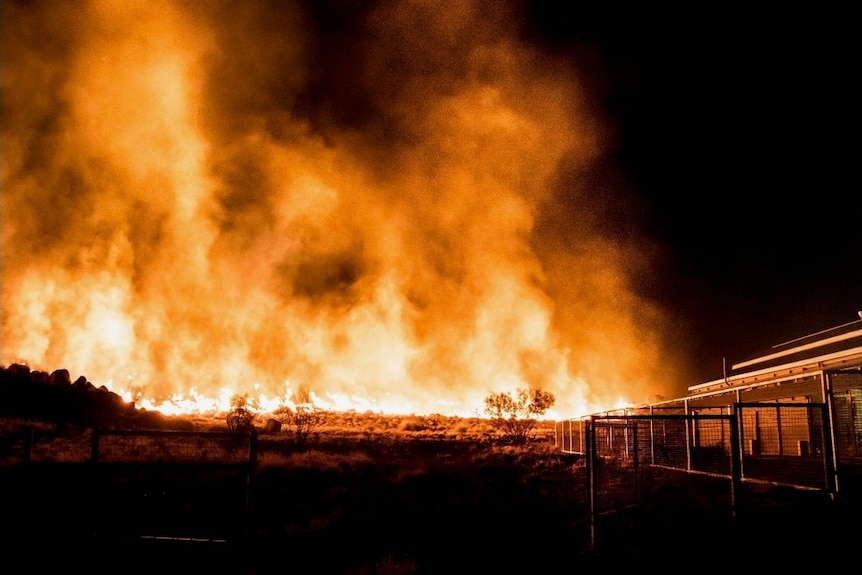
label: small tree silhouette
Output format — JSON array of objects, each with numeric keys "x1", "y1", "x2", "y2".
[
  {"x1": 483, "y1": 387, "x2": 555, "y2": 444},
  {"x1": 226, "y1": 393, "x2": 256, "y2": 433},
  {"x1": 274, "y1": 387, "x2": 325, "y2": 451}
]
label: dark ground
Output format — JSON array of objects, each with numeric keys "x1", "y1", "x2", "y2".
[
  {"x1": 3, "y1": 365, "x2": 859, "y2": 572},
  {"x1": 2, "y1": 432, "x2": 860, "y2": 574}
]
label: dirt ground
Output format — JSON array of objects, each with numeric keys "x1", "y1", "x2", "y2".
[
  {"x1": 3, "y1": 365, "x2": 858, "y2": 573},
  {"x1": 2, "y1": 425, "x2": 859, "y2": 574}
]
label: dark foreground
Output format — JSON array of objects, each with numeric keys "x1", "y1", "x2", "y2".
[{"x1": 2, "y1": 435, "x2": 860, "y2": 574}]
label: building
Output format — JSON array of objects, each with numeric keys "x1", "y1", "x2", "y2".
[
  {"x1": 642, "y1": 317, "x2": 862, "y2": 491},
  {"x1": 557, "y1": 317, "x2": 862, "y2": 494}
]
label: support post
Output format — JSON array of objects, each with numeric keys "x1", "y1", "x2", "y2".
[
  {"x1": 821, "y1": 371, "x2": 840, "y2": 495},
  {"x1": 684, "y1": 399, "x2": 692, "y2": 472}
]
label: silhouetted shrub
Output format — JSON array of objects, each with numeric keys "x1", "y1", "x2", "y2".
[
  {"x1": 274, "y1": 387, "x2": 325, "y2": 450},
  {"x1": 483, "y1": 387, "x2": 555, "y2": 444},
  {"x1": 226, "y1": 393, "x2": 256, "y2": 432}
]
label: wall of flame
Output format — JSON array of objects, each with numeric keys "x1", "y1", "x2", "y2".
[{"x1": 1, "y1": 0, "x2": 688, "y2": 417}]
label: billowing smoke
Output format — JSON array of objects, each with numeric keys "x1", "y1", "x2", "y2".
[{"x1": 1, "y1": 0, "x2": 685, "y2": 417}]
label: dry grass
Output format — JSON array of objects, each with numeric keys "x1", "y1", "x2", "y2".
[
  {"x1": 0, "y1": 410, "x2": 556, "y2": 470},
  {"x1": 3, "y1": 410, "x2": 853, "y2": 574},
  {"x1": 257, "y1": 445, "x2": 375, "y2": 470}
]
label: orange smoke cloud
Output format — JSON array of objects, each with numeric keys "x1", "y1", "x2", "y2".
[{"x1": 1, "y1": 0, "x2": 684, "y2": 418}]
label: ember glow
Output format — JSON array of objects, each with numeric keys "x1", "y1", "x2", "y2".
[{"x1": 1, "y1": 0, "x2": 684, "y2": 419}]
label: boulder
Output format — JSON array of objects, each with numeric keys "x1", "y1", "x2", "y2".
[
  {"x1": 50, "y1": 369, "x2": 71, "y2": 386},
  {"x1": 263, "y1": 418, "x2": 282, "y2": 433}
]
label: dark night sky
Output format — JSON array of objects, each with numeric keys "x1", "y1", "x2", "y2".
[
  {"x1": 520, "y1": 2, "x2": 861, "y2": 382},
  {"x1": 304, "y1": 0, "x2": 862, "y2": 384}
]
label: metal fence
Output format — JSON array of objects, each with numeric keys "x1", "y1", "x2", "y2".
[
  {"x1": 555, "y1": 401, "x2": 849, "y2": 549},
  {"x1": 558, "y1": 403, "x2": 842, "y2": 483},
  {"x1": 736, "y1": 402, "x2": 834, "y2": 491},
  {"x1": 586, "y1": 414, "x2": 738, "y2": 513},
  {"x1": 6, "y1": 429, "x2": 258, "y2": 543},
  {"x1": 92, "y1": 428, "x2": 258, "y2": 464}
]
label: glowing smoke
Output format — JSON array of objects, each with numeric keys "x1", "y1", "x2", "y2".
[{"x1": 1, "y1": 0, "x2": 684, "y2": 417}]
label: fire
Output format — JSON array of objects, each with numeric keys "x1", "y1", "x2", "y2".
[
  {"x1": 1, "y1": 1, "x2": 684, "y2": 422},
  {"x1": 102, "y1": 373, "x2": 630, "y2": 421}
]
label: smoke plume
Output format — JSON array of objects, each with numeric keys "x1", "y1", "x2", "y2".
[{"x1": 1, "y1": 0, "x2": 685, "y2": 417}]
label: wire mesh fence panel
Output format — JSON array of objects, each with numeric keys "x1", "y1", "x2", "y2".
[
  {"x1": 27, "y1": 427, "x2": 94, "y2": 462},
  {"x1": 689, "y1": 416, "x2": 733, "y2": 476},
  {"x1": 738, "y1": 403, "x2": 829, "y2": 490},
  {"x1": 591, "y1": 419, "x2": 639, "y2": 514},
  {"x1": 832, "y1": 373, "x2": 862, "y2": 462},
  {"x1": 89, "y1": 462, "x2": 252, "y2": 541},
  {"x1": 580, "y1": 405, "x2": 834, "y2": 518},
  {"x1": 5, "y1": 429, "x2": 259, "y2": 541},
  {"x1": 593, "y1": 421, "x2": 634, "y2": 459},
  {"x1": 589, "y1": 415, "x2": 736, "y2": 517},
  {"x1": 586, "y1": 414, "x2": 738, "y2": 554},
  {"x1": 92, "y1": 430, "x2": 256, "y2": 541},
  {"x1": 833, "y1": 391, "x2": 862, "y2": 460},
  {"x1": 645, "y1": 417, "x2": 689, "y2": 471},
  {"x1": 555, "y1": 419, "x2": 586, "y2": 454},
  {"x1": 95, "y1": 429, "x2": 256, "y2": 464},
  {"x1": 593, "y1": 455, "x2": 639, "y2": 514}
]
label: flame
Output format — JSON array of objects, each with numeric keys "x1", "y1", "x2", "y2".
[{"x1": 1, "y1": 0, "x2": 688, "y2": 421}]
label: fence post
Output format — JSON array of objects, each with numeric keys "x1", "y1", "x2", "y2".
[
  {"x1": 555, "y1": 420, "x2": 565, "y2": 452},
  {"x1": 624, "y1": 414, "x2": 630, "y2": 459},
  {"x1": 579, "y1": 419, "x2": 585, "y2": 454},
  {"x1": 248, "y1": 428, "x2": 258, "y2": 467},
  {"x1": 649, "y1": 405, "x2": 656, "y2": 465},
  {"x1": 684, "y1": 399, "x2": 692, "y2": 472},
  {"x1": 729, "y1": 409, "x2": 741, "y2": 519},
  {"x1": 775, "y1": 404, "x2": 783, "y2": 456},
  {"x1": 586, "y1": 417, "x2": 596, "y2": 551},
  {"x1": 632, "y1": 419, "x2": 639, "y2": 506},
  {"x1": 245, "y1": 428, "x2": 258, "y2": 538},
  {"x1": 735, "y1": 392, "x2": 746, "y2": 480},
  {"x1": 817, "y1": 402, "x2": 837, "y2": 496}
]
